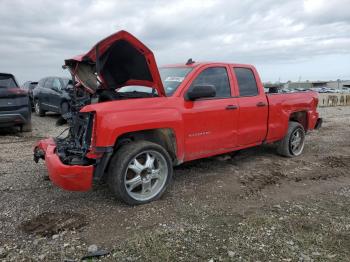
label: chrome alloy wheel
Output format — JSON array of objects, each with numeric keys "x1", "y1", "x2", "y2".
[
  {"x1": 289, "y1": 127, "x2": 305, "y2": 156},
  {"x1": 124, "y1": 150, "x2": 168, "y2": 201}
]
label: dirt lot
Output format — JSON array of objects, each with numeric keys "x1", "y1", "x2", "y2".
[{"x1": 0, "y1": 107, "x2": 350, "y2": 261}]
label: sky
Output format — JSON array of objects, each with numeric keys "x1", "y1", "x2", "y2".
[{"x1": 0, "y1": 0, "x2": 349, "y2": 84}]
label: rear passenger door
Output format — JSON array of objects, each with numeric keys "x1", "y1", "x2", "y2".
[{"x1": 232, "y1": 67, "x2": 268, "y2": 146}]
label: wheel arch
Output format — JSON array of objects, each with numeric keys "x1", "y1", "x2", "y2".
[
  {"x1": 289, "y1": 111, "x2": 308, "y2": 130},
  {"x1": 60, "y1": 99, "x2": 69, "y2": 106},
  {"x1": 59, "y1": 99, "x2": 70, "y2": 113},
  {"x1": 114, "y1": 128, "x2": 179, "y2": 165}
]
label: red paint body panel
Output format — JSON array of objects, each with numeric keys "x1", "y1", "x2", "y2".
[
  {"x1": 35, "y1": 138, "x2": 94, "y2": 191},
  {"x1": 265, "y1": 92, "x2": 319, "y2": 142}
]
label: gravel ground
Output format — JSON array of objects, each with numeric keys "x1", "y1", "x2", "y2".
[{"x1": 0, "y1": 107, "x2": 350, "y2": 261}]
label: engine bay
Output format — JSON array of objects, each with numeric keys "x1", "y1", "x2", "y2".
[{"x1": 55, "y1": 83, "x2": 157, "y2": 165}]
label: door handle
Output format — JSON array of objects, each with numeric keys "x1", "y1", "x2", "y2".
[
  {"x1": 256, "y1": 102, "x2": 267, "y2": 107},
  {"x1": 226, "y1": 105, "x2": 238, "y2": 110}
]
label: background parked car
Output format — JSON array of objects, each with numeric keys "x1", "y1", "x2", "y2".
[
  {"x1": 33, "y1": 76, "x2": 73, "y2": 116},
  {"x1": 0, "y1": 73, "x2": 32, "y2": 132},
  {"x1": 21, "y1": 81, "x2": 38, "y2": 110}
]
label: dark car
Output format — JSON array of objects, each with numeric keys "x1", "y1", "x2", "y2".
[
  {"x1": 0, "y1": 73, "x2": 32, "y2": 131},
  {"x1": 33, "y1": 76, "x2": 73, "y2": 116},
  {"x1": 21, "y1": 81, "x2": 38, "y2": 109}
]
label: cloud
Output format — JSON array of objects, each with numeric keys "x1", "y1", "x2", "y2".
[{"x1": 0, "y1": 0, "x2": 349, "y2": 83}]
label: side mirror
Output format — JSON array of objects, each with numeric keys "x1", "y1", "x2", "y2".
[{"x1": 186, "y1": 84, "x2": 216, "y2": 101}]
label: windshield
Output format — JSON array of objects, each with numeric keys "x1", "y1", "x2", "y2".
[
  {"x1": 160, "y1": 67, "x2": 193, "y2": 95},
  {"x1": 0, "y1": 74, "x2": 18, "y2": 88}
]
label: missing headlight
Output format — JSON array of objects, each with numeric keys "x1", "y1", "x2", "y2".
[{"x1": 55, "y1": 112, "x2": 95, "y2": 165}]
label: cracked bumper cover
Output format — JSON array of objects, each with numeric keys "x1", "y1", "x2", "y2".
[{"x1": 34, "y1": 138, "x2": 94, "y2": 191}]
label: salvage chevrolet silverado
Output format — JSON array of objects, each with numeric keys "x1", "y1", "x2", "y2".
[{"x1": 34, "y1": 31, "x2": 322, "y2": 205}]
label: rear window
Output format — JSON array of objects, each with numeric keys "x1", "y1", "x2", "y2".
[{"x1": 0, "y1": 74, "x2": 18, "y2": 88}]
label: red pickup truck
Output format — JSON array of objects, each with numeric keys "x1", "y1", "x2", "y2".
[{"x1": 34, "y1": 31, "x2": 322, "y2": 205}]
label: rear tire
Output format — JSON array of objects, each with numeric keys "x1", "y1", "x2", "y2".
[
  {"x1": 34, "y1": 99, "x2": 46, "y2": 117},
  {"x1": 107, "y1": 141, "x2": 173, "y2": 205},
  {"x1": 277, "y1": 121, "x2": 305, "y2": 157}
]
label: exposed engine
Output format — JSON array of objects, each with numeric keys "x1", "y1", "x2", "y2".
[
  {"x1": 54, "y1": 79, "x2": 157, "y2": 165},
  {"x1": 55, "y1": 84, "x2": 94, "y2": 165}
]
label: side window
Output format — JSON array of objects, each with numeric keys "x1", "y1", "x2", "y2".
[
  {"x1": 234, "y1": 68, "x2": 259, "y2": 97},
  {"x1": 44, "y1": 78, "x2": 52, "y2": 89},
  {"x1": 190, "y1": 67, "x2": 231, "y2": 98},
  {"x1": 52, "y1": 78, "x2": 61, "y2": 90}
]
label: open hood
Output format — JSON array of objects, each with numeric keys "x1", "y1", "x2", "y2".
[{"x1": 64, "y1": 30, "x2": 165, "y2": 96}]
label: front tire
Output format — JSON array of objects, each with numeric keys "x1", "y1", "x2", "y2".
[
  {"x1": 107, "y1": 141, "x2": 173, "y2": 205},
  {"x1": 277, "y1": 121, "x2": 305, "y2": 157},
  {"x1": 34, "y1": 99, "x2": 46, "y2": 117}
]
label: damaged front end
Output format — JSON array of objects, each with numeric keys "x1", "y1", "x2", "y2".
[
  {"x1": 34, "y1": 74, "x2": 96, "y2": 164},
  {"x1": 33, "y1": 108, "x2": 98, "y2": 191},
  {"x1": 56, "y1": 112, "x2": 95, "y2": 166},
  {"x1": 33, "y1": 30, "x2": 164, "y2": 192},
  {"x1": 34, "y1": 136, "x2": 95, "y2": 191}
]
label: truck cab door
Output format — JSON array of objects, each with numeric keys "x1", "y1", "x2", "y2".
[
  {"x1": 232, "y1": 67, "x2": 268, "y2": 146},
  {"x1": 183, "y1": 66, "x2": 239, "y2": 161}
]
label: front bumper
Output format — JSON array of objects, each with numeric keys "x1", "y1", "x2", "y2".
[{"x1": 34, "y1": 138, "x2": 94, "y2": 191}]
